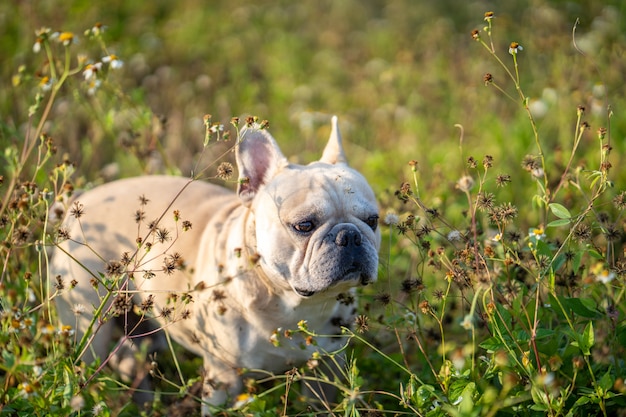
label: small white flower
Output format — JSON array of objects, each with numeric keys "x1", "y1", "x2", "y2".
[
  {"x1": 461, "y1": 314, "x2": 474, "y2": 330},
  {"x1": 209, "y1": 123, "x2": 224, "y2": 133},
  {"x1": 596, "y1": 269, "x2": 615, "y2": 284},
  {"x1": 33, "y1": 39, "x2": 42, "y2": 53},
  {"x1": 82, "y1": 62, "x2": 102, "y2": 80},
  {"x1": 70, "y1": 395, "x2": 85, "y2": 411},
  {"x1": 39, "y1": 76, "x2": 53, "y2": 91},
  {"x1": 509, "y1": 42, "x2": 523, "y2": 55},
  {"x1": 530, "y1": 227, "x2": 546, "y2": 241},
  {"x1": 447, "y1": 230, "x2": 462, "y2": 242},
  {"x1": 87, "y1": 79, "x2": 102, "y2": 95},
  {"x1": 384, "y1": 212, "x2": 399, "y2": 226},
  {"x1": 492, "y1": 233, "x2": 502, "y2": 242},
  {"x1": 72, "y1": 304, "x2": 86, "y2": 316},
  {"x1": 102, "y1": 54, "x2": 123, "y2": 69},
  {"x1": 456, "y1": 175, "x2": 474, "y2": 192}
]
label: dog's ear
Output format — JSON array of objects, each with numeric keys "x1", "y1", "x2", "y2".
[
  {"x1": 236, "y1": 127, "x2": 288, "y2": 206},
  {"x1": 319, "y1": 115, "x2": 348, "y2": 165}
]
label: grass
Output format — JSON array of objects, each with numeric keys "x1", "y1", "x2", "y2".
[{"x1": 1, "y1": 1, "x2": 626, "y2": 416}]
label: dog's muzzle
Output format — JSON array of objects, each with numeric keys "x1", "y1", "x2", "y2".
[{"x1": 294, "y1": 224, "x2": 376, "y2": 297}]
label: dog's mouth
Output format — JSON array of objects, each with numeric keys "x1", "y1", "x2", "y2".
[{"x1": 294, "y1": 271, "x2": 372, "y2": 298}]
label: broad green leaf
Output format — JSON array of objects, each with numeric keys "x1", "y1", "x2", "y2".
[
  {"x1": 559, "y1": 296, "x2": 601, "y2": 319},
  {"x1": 547, "y1": 218, "x2": 571, "y2": 228},
  {"x1": 579, "y1": 321, "x2": 594, "y2": 356},
  {"x1": 549, "y1": 203, "x2": 571, "y2": 219}
]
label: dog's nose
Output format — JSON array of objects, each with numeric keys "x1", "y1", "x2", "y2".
[{"x1": 335, "y1": 228, "x2": 361, "y2": 247}]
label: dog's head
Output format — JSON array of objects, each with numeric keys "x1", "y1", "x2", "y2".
[{"x1": 236, "y1": 117, "x2": 380, "y2": 297}]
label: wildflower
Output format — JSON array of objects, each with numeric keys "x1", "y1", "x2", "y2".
[
  {"x1": 87, "y1": 79, "x2": 101, "y2": 95},
  {"x1": 484, "y1": 11, "x2": 494, "y2": 22},
  {"x1": 471, "y1": 29, "x2": 480, "y2": 41},
  {"x1": 72, "y1": 304, "x2": 86, "y2": 316},
  {"x1": 572, "y1": 223, "x2": 592, "y2": 242},
  {"x1": 596, "y1": 269, "x2": 615, "y2": 284},
  {"x1": 33, "y1": 38, "x2": 43, "y2": 53},
  {"x1": 233, "y1": 393, "x2": 253, "y2": 408},
  {"x1": 85, "y1": 22, "x2": 107, "y2": 37},
  {"x1": 530, "y1": 227, "x2": 546, "y2": 241},
  {"x1": 613, "y1": 191, "x2": 626, "y2": 210},
  {"x1": 460, "y1": 314, "x2": 474, "y2": 330},
  {"x1": 182, "y1": 220, "x2": 192, "y2": 231},
  {"x1": 156, "y1": 227, "x2": 171, "y2": 243},
  {"x1": 297, "y1": 320, "x2": 308, "y2": 331},
  {"x1": 495, "y1": 174, "x2": 511, "y2": 187},
  {"x1": 102, "y1": 54, "x2": 123, "y2": 69},
  {"x1": 508, "y1": 42, "x2": 523, "y2": 55},
  {"x1": 270, "y1": 330, "x2": 280, "y2": 347},
  {"x1": 492, "y1": 233, "x2": 502, "y2": 242},
  {"x1": 419, "y1": 300, "x2": 431, "y2": 314},
  {"x1": 483, "y1": 155, "x2": 493, "y2": 169},
  {"x1": 39, "y1": 76, "x2": 53, "y2": 91},
  {"x1": 401, "y1": 278, "x2": 423, "y2": 293},
  {"x1": 456, "y1": 175, "x2": 475, "y2": 192},
  {"x1": 70, "y1": 394, "x2": 85, "y2": 411},
  {"x1": 597, "y1": 127, "x2": 607, "y2": 140},
  {"x1": 216, "y1": 162, "x2": 234, "y2": 180},
  {"x1": 384, "y1": 212, "x2": 399, "y2": 226},
  {"x1": 447, "y1": 230, "x2": 462, "y2": 242},
  {"x1": 19, "y1": 382, "x2": 35, "y2": 397},
  {"x1": 477, "y1": 192, "x2": 495, "y2": 211},
  {"x1": 58, "y1": 324, "x2": 75, "y2": 337},
  {"x1": 57, "y1": 31, "x2": 76, "y2": 46},
  {"x1": 374, "y1": 292, "x2": 391, "y2": 306},
  {"x1": 92, "y1": 402, "x2": 106, "y2": 416},
  {"x1": 139, "y1": 195, "x2": 150, "y2": 205},
  {"x1": 483, "y1": 73, "x2": 493, "y2": 85},
  {"x1": 576, "y1": 105, "x2": 585, "y2": 116},
  {"x1": 105, "y1": 260, "x2": 123, "y2": 277},
  {"x1": 355, "y1": 315, "x2": 369, "y2": 333},
  {"x1": 82, "y1": 62, "x2": 102, "y2": 80},
  {"x1": 408, "y1": 160, "x2": 418, "y2": 172}
]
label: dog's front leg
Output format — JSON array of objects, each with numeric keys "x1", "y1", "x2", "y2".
[{"x1": 201, "y1": 362, "x2": 243, "y2": 416}]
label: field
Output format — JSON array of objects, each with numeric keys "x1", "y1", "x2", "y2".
[{"x1": 1, "y1": 1, "x2": 626, "y2": 416}]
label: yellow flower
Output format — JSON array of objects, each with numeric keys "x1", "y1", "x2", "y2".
[
  {"x1": 509, "y1": 42, "x2": 523, "y2": 55},
  {"x1": 58, "y1": 31, "x2": 76, "y2": 46}
]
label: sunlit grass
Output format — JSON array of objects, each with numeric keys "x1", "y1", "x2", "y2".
[{"x1": 1, "y1": 1, "x2": 625, "y2": 416}]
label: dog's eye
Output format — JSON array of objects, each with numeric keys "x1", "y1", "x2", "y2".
[
  {"x1": 293, "y1": 221, "x2": 315, "y2": 233},
  {"x1": 365, "y1": 215, "x2": 379, "y2": 230}
]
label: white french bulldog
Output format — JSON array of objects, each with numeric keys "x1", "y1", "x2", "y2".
[{"x1": 51, "y1": 116, "x2": 380, "y2": 414}]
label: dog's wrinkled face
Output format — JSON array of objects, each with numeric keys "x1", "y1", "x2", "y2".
[
  {"x1": 236, "y1": 116, "x2": 380, "y2": 298},
  {"x1": 253, "y1": 163, "x2": 380, "y2": 296}
]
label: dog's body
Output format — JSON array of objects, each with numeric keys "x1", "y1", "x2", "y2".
[{"x1": 51, "y1": 117, "x2": 380, "y2": 414}]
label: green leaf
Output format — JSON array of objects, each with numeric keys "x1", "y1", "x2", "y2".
[
  {"x1": 549, "y1": 203, "x2": 571, "y2": 219},
  {"x1": 579, "y1": 321, "x2": 594, "y2": 356},
  {"x1": 547, "y1": 219, "x2": 571, "y2": 228},
  {"x1": 479, "y1": 337, "x2": 505, "y2": 352},
  {"x1": 559, "y1": 296, "x2": 601, "y2": 319}
]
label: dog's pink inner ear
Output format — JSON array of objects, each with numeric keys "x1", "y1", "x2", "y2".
[{"x1": 236, "y1": 129, "x2": 286, "y2": 205}]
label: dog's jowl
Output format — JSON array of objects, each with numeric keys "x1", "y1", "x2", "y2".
[{"x1": 51, "y1": 116, "x2": 380, "y2": 415}]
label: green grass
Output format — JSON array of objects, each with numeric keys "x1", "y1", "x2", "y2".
[{"x1": 1, "y1": 1, "x2": 626, "y2": 416}]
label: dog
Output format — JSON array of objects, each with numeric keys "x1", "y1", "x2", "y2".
[{"x1": 51, "y1": 116, "x2": 380, "y2": 415}]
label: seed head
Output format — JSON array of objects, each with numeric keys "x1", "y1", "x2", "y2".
[{"x1": 217, "y1": 162, "x2": 234, "y2": 180}]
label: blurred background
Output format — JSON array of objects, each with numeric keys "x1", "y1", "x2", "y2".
[{"x1": 1, "y1": 0, "x2": 625, "y2": 222}]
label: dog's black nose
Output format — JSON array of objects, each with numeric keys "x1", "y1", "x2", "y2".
[{"x1": 334, "y1": 228, "x2": 361, "y2": 247}]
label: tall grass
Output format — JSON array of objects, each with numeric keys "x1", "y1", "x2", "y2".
[{"x1": 1, "y1": 2, "x2": 625, "y2": 416}]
